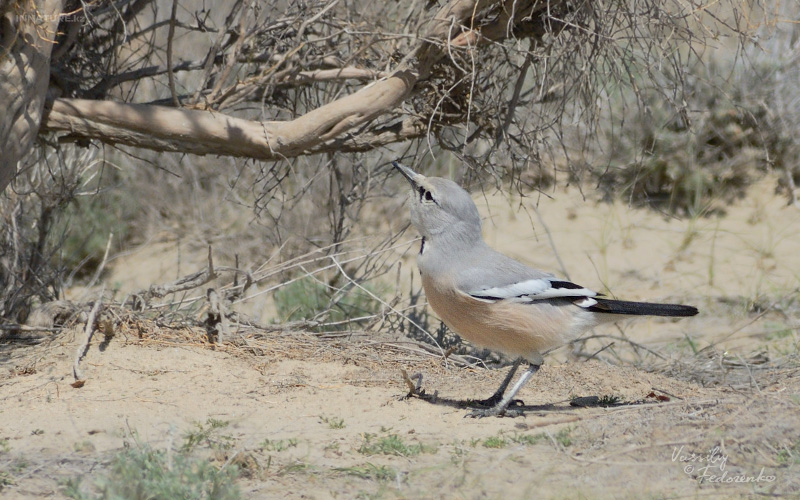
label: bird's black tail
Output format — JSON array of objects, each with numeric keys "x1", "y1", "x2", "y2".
[{"x1": 587, "y1": 298, "x2": 698, "y2": 317}]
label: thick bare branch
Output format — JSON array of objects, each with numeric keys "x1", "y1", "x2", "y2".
[
  {"x1": 42, "y1": 69, "x2": 417, "y2": 158},
  {"x1": 308, "y1": 117, "x2": 428, "y2": 154}
]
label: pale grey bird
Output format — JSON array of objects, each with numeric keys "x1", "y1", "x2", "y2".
[{"x1": 393, "y1": 161, "x2": 698, "y2": 417}]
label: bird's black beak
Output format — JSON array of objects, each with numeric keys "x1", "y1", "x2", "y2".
[{"x1": 392, "y1": 161, "x2": 423, "y2": 188}]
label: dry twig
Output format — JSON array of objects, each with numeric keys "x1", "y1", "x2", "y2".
[{"x1": 72, "y1": 290, "x2": 104, "y2": 384}]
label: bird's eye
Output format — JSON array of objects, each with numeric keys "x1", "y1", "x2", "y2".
[{"x1": 418, "y1": 187, "x2": 435, "y2": 203}]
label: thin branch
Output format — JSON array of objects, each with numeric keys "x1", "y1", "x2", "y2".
[
  {"x1": 328, "y1": 254, "x2": 446, "y2": 361},
  {"x1": 785, "y1": 166, "x2": 800, "y2": 209},
  {"x1": 86, "y1": 60, "x2": 206, "y2": 98},
  {"x1": 73, "y1": 290, "x2": 104, "y2": 383},
  {"x1": 496, "y1": 52, "x2": 531, "y2": 146},
  {"x1": 166, "y1": 0, "x2": 180, "y2": 107},
  {"x1": 191, "y1": 0, "x2": 245, "y2": 106},
  {"x1": 531, "y1": 204, "x2": 570, "y2": 280},
  {"x1": 140, "y1": 246, "x2": 217, "y2": 302},
  {"x1": 85, "y1": 232, "x2": 113, "y2": 292}
]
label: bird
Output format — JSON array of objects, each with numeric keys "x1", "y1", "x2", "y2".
[{"x1": 392, "y1": 160, "x2": 698, "y2": 417}]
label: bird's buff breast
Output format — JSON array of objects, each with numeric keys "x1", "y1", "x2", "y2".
[{"x1": 420, "y1": 273, "x2": 573, "y2": 360}]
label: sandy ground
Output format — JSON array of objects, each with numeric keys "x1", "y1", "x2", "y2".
[{"x1": 1, "y1": 177, "x2": 799, "y2": 499}]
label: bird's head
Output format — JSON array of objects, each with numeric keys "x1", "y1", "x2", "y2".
[{"x1": 392, "y1": 161, "x2": 482, "y2": 244}]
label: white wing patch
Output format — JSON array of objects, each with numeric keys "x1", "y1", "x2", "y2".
[
  {"x1": 474, "y1": 278, "x2": 550, "y2": 298},
  {"x1": 470, "y1": 278, "x2": 598, "y2": 303},
  {"x1": 573, "y1": 297, "x2": 598, "y2": 308}
]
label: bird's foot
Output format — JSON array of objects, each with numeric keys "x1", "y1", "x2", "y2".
[
  {"x1": 467, "y1": 394, "x2": 523, "y2": 409},
  {"x1": 465, "y1": 399, "x2": 525, "y2": 418},
  {"x1": 400, "y1": 370, "x2": 425, "y2": 399}
]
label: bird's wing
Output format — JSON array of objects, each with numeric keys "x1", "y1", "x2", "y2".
[
  {"x1": 468, "y1": 278, "x2": 598, "y2": 304},
  {"x1": 457, "y1": 248, "x2": 599, "y2": 305}
]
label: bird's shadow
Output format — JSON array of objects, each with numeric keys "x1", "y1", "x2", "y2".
[
  {"x1": 401, "y1": 387, "x2": 660, "y2": 416},
  {"x1": 402, "y1": 389, "x2": 559, "y2": 414}
]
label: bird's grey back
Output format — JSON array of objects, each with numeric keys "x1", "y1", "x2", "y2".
[{"x1": 424, "y1": 235, "x2": 555, "y2": 295}]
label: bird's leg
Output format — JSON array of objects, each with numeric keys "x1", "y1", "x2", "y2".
[
  {"x1": 471, "y1": 358, "x2": 522, "y2": 408},
  {"x1": 468, "y1": 363, "x2": 540, "y2": 418}
]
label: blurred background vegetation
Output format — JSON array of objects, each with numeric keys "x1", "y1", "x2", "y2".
[{"x1": 1, "y1": 0, "x2": 798, "y2": 338}]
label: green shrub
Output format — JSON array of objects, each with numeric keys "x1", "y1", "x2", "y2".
[
  {"x1": 591, "y1": 23, "x2": 800, "y2": 216},
  {"x1": 54, "y1": 171, "x2": 140, "y2": 278},
  {"x1": 273, "y1": 276, "x2": 384, "y2": 331},
  {"x1": 596, "y1": 82, "x2": 766, "y2": 216},
  {"x1": 63, "y1": 444, "x2": 240, "y2": 500}
]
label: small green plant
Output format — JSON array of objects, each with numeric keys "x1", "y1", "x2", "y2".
[
  {"x1": 335, "y1": 463, "x2": 398, "y2": 482},
  {"x1": 508, "y1": 432, "x2": 546, "y2": 446},
  {"x1": 260, "y1": 438, "x2": 298, "y2": 452},
  {"x1": 0, "y1": 471, "x2": 16, "y2": 489},
  {"x1": 776, "y1": 440, "x2": 800, "y2": 466},
  {"x1": 482, "y1": 435, "x2": 508, "y2": 449},
  {"x1": 182, "y1": 419, "x2": 233, "y2": 453},
  {"x1": 63, "y1": 443, "x2": 240, "y2": 500},
  {"x1": 30, "y1": 429, "x2": 44, "y2": 436},
  {"x1": 681, "y1": 334, "x2": 700, "y2": 355},
  {"x1": 358, "y1": 433, "x2": 436, "y2": 457},
  {"x1": 478, "y1": 430, "x2": 550, "y2": 449},
  {"x1": 677, "y1": 224, "x2": 698, "y2": 254},
  {"x1": 0, "y1": 457, "x2": 29, "y2": 489},
  {"x1": 278, "y1": 460, "x2": 315, "y2": 476},
  {"x1": 554, "y1": 427, "x2": 574, "y2": 448},
  {"x1": 765, "y1": 321, "x2": 794, "y2": 341},
  {"x1": 273, "y1": 276, "x2": 385, "y2": 332},
  {"x1": 8, "y1": 458, "x2": 28, "y2": 473},
  {"x1": 450, "y1": 443, "x2": 469, "y2": 463},
  {"x1": 597, "y1": 395, "x2": 622, "y2": 406},
  {"x1": 0, "y1": 438, "x2": 10, "y2": 453},
  {"x1": 320, "y1": 415, "x2": 346, "y2": 429}
]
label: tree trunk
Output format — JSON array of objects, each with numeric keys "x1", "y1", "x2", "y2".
[{"x1": 0, "y1": 0, "x2": 64, "y2": 192}]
